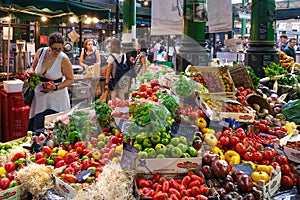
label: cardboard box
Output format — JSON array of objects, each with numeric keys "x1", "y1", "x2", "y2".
[
  {"x1": 3, "y1": 80, "x2": 24, "y2": 93},
  {"x1": 133, "y1": 154, "x2": 202, "y2": 174},
  {"x1": 274, "y1": 134, "x2": 300, "y2": 163},
  {"x1": 211, "y1": 109, "x2": 256, "y2": 123},
  {"x1": 0, "y1": 185, "x2": 27, "y2": 200},
  {"x1": 256, "y1": 170, "x2": 281, "y2": 199},
  {"x1": 54, "y1": 175, "x2": 78, "y2": 199}
]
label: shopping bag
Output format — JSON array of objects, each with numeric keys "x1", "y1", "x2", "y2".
[
  {"x1": 23, "y1": 86, "x2": 35, "y2": 105},
  {"x1": 99, "y1": 90, "x2": 111, "y2": 104}
]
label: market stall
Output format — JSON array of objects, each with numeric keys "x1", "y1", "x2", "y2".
[{"x1": 0, "y1": 59, "x2": 300, "y2": 200}]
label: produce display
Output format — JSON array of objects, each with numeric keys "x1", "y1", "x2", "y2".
[{"x1": 1, "y1": 62, "x2": 300, "y2": 200}]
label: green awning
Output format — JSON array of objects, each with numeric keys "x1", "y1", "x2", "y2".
[{"x1": 0, "y1": 0, "x2": 110, "y2": 19}]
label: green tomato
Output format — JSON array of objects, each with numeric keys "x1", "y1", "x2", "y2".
[
  {"x1": 170, "y1": 137, "x2": 180, "y2": 146},
  {"x1": 142, "y1": 138, "x2": 153, "y2": 149},
  {"x1": 171, "y1": 147, "x2": 182, "y2": 158},
  {"x1": 145, "y1": 148, "x2": 156, "y2": 158},
  {"x1": 150, "y1": 135, "x2": 161, "y2": 145},
  {"x1": 140, "y1": 151, "x2": 148, "y2": 159},
  {"x1": 180, "y1": 153, "x2": 191, "y2": 158},
  {"x1": 156, "y1": 154, "x2": 165, "y2": 158},
  {"x1": 9, "y1": 180, "x2": 19, "y2": 188},
  {"x1": 46, "y1": 159, "x2": 55, "y2": 166},
  {"x1": 155, "y1": 144, "x2": 167, "y2": 154},
  {"x1": 134, "y1": 143, "x2": 143, "y2": 151}
]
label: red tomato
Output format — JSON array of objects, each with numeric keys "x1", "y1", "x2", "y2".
[
  {"x1": 276, "y1": 155, "x2": 288, "y2": 165},
  {"x1": 42, "y1": 146, "x2": 52, "y2": 157},
  {"x1": 253, "y1": 152, "x2": 263, "y2": 162},
  {"x1": 270, "y1": 161, "x2": 280, "y2": 170},
  {"x1": 222, "y1": 130, "x2": 232, "y2": 137},
  {"x1": 35, "y1": 152, "x2": 45, "y2": 160},
  {"x1": 0, "y1": 178, "x2": 10, "y2": 190},
  {"x1": 219, "y1": 136, "x2": 230, "y2": 146},
  {"x1": 258, "y1": 123, "x2": 267, "y2": 132},
  {"x1": 139, "y1": 92, "x2": 148, "y2": 98},
  {"x1": 131, "y1": 91, "x2": 139, "y2": 98},
  {"x1": 4, "y1": 162, "x2": 15, "y2": 173},
  {"x1": 146, "y1": 87, "x2": 153, "y2": 96},
  {"x1": 281, "y1": 175, "x2": 294, "y2": 189},
  {"x1": 189, "y1": 112, "x2": 199, "y2": 120},
  {"x1": 139, "y1": 84, "x2": 147, "y2": 92},
  {"x1": 263, "y1": 148, "x2": 275, "y2": 160},
  {"x1": 281, "y1": 164, "x2": 291, "y2": 175},
  {"x1": 230, "y1": 136, "x2": 240, "y2": 145},
  {"x1": 243, "y1": 152, "x2": 253, "y2": 161},
  {"x1": 235, "y1": 143, "x2": 246, "y2": 154}
]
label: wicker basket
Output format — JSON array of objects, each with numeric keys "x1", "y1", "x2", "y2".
[
  {"x1": 246, "y1": 94, "x2": 274, "y2": 115},
  {"x1": 229, "y1": 64, "x2": 254, "y2": 90}
]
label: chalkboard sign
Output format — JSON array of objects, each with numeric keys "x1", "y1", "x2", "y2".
[
  {"x1": 232, "y1": 164, "x2": 254, "y2": 177},
  {"x1": 170, "y1": 122, "x2": 197, "y2": 142},
  {"x1": 268, "y1": 10, "x2": 276, "y2": 22}
]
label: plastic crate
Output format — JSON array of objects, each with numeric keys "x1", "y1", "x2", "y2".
[{"x1": 2, "y1": 106, "x2": 30, "y2": 142}]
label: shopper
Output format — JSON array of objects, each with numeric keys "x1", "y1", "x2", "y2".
[
  {"x1": 27, "y1": 32, "x2": 74, "y2": 131},
  {"x1": 132, "y1": 39, "x2": 147, "y2": 75},
  {"x1": 284, "y1": 38, "x2": 297, "y2": 62},
  {"x1": 79, "y1": 39, "x2": 100, "y2": 70},
  {"x1": 156, "y1": 45, "x2": 167, "y2": 62},
  {"x1": 104, "y1": 38, "x2": 128, "y2": 100},
  {"x1": 278, "y1": 34, "x2": 288, "y2": 51}
]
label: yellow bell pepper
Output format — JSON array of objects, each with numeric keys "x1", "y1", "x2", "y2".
[
  {"x1": 255, "y1": 165, "x2": 274, "y2": 175},
  {"x1": 251, "y1": 171, "x2": 270, "y2": 184},
  {"x1": 224, "y1": 150, "x2": 241, "y2": 165},
  {"x1": 212, "y1": 146, "x2": 225, "y2": 160}
]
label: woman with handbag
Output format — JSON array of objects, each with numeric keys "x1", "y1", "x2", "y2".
[
  {"x1": 26, "y1": 32, "x2": 74, "y2": 131},
  {"x1": 104, "y1": 38, "x2": 128, "y2": 100}
]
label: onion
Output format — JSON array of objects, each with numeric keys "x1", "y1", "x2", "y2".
[
  {"x1": 256, "y1": 89, "x2": 263, "y2": 94},
  {"x1": 269, "y1": 90, "x2": 277, "y2": 95},
  {"x1": 271, "y1": 93, "x2": 278, "y2": 99},
  {"x1": 274, "y1": 106, "x2": 281, "y2": 114}
]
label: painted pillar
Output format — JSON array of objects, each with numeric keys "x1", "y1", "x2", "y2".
[
  {"x1": 176, "y1": 0, "x2": 210, "y2": 72},
  {"x1": 245, "y1": 0, "x2": 279, "y2": 77}
]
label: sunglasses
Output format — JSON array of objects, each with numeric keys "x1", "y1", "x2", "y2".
[{"x1": 51, "y1": 47, "x2": 62, "y2": 52}]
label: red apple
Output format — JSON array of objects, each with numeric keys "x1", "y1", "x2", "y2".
[{"x1": 4, "y1": 162, "x2": 15, "y2": 173}]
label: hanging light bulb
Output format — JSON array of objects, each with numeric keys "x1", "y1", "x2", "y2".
[
  {"x1": 69, "y1": 15, "x2": 78, "y2": 23},
  {"x1": 41, "y1": 16, "x2": 48, "y2": 22},
  {"x1": 84, "y1": 17, "x2": 92, "y2": 24},
  {"x1": 92, "y1": 17, "x2": 99, "y2": 23}
]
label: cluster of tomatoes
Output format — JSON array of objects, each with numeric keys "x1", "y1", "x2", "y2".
[{"x1": 216, "y1": 127, "x2": 278, "y2": 165}]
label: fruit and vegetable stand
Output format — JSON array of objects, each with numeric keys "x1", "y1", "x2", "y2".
[{"x1": 0, "y1": 60, "x2": 300, "y2": 200}]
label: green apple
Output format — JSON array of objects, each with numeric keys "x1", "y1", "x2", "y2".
[
  {"x1": 161, "y1": 132, "x2": 171, "y2": 139},
  {"x1": 156, "y1": 154, "x2": 165, "y2": 158},
  {"x1": 188, "y1": 146, "x2": 198, "y2": 157},
  {"x1": 177, "y1": 143, "x2": 188, "y2": 153},
  {"x1": 171, "y1": 147, "x2": 182, "y2": 158},
  {"x1": 134, "y1": 143, "x2": 143, "y2": 151},
  {"x1": 179, "y1": 136, "x2": 188, "y2": 145},
  {"x1": 155, "y1": 144, "x2": 167, "y2": 154},
  {"x1": 180, "y1": 153, "x2": 191, "y2": 158},
  {"x1": 136, "y1": 133, "x2": 146, "y2": 144},
  {"x1": 103, "y1": 136, "x2": 110, "y2": 144},
  {"x1": 97, "y1": 141, "x2": 105, "y2": 149},
  {"x1": 140, "y1": 151, "x2": 148, "y2": 159},
  {"x1": 166, "y1": 144, "x2": 175, "y2": 157},
  {"x1": 161, "y1": 138, "x2": 169, "y2": 145},
  {"x1": 150, "y1": 134, "x2": 161, "y2": 145},
  {"x1": 142, "y1": 138, "x2": 153, "y2": 148},
  {"x1": 170, "y1": 137, "x2": 180, "y2": 146},
  {"x1": 145, "y1": 148, "x2": 156, "y2": 158}
]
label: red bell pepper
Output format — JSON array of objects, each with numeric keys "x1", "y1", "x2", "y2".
[
  {"x1": 64, "y1": 152, "x2": 76, "y2": 164},
  {"x1": 63, "y1": 174, "x2": 78, "y2": 183},
  {"x1": 36, "y1": 158, "x2": 46, "y2": 165}
]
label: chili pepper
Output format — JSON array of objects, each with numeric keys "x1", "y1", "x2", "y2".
[
  {"x1": 155, "y1": 184, "x2": 162, "y2": 193},
  {"x1": 191, "y1": 186, "x2": 200, "y2": 197},
  {"x1": 188, "y1": 180, "x2": 201, "y2": 189},
  {"x1": 190, "y1": 175, "x2": 204, "y2": 185},
  {"x1": 162, "y1": 180, "x2": 169, "y2": 193},
  {"x1": 181, "y1": 189, "x2": 190, "y2": 197},
  {"x1": 153, "y1": 192, "x2": 168, "y2": 200},
  {"x1": 153, "y1": 173, "x2": 161, "y2": 183},
  {"x1": 54, "y1": 156, "x2": 64, "y2": 163},
  {"x1": 169, "y1": 188, "x2": 181, "y2": 199},
  {"x1": 63, "y1": 174, "x2": 78, "y2": 183},
  {"x1": 144, "y1": 189, "x2": 155, "y2": 197},
  {"x1": 182, "y1": 176, "x2": 191, "y2": 187},
  {"x1": 36, "y1": 158, "x2": 46, "y2": 165},
  {"x1": 159, "y1": 177, "x2": 168, "y2": 184},
  {"x1": 199, "y1": 185, "x2": 209, "y2": 195},
  {"x1": 188, "y1": 170, "x2": 196, "y2": 176},
  {"x1": 170, "y1": 194, "x2": 180, "y2": 200},
  {"x1": 139, "y1": 180, "x2": 152, "y2": 188},
  {"x1": 169, "y1": 179, "x2": 181, "y2": 191}
]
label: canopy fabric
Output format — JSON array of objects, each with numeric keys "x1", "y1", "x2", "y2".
[{"x1": 0, "y1": 0, "x2": 110, "y2": 19}]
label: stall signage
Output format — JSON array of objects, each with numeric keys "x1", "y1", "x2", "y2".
[{"x1": 170, "y1": 122, "x2": 196, "y2": 142}]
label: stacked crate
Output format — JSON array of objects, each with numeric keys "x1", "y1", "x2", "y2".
[{"x1": 0, "y1": 90, "x2": 29, "y2": 142}]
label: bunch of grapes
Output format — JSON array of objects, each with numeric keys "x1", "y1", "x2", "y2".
[{"x1": 26, "y1": 73, "x2": 40, "y2": 89}]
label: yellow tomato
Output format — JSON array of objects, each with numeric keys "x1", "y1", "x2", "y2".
[{"x1": 0, "y1": 167, "x2": 7, "y2": 175}]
